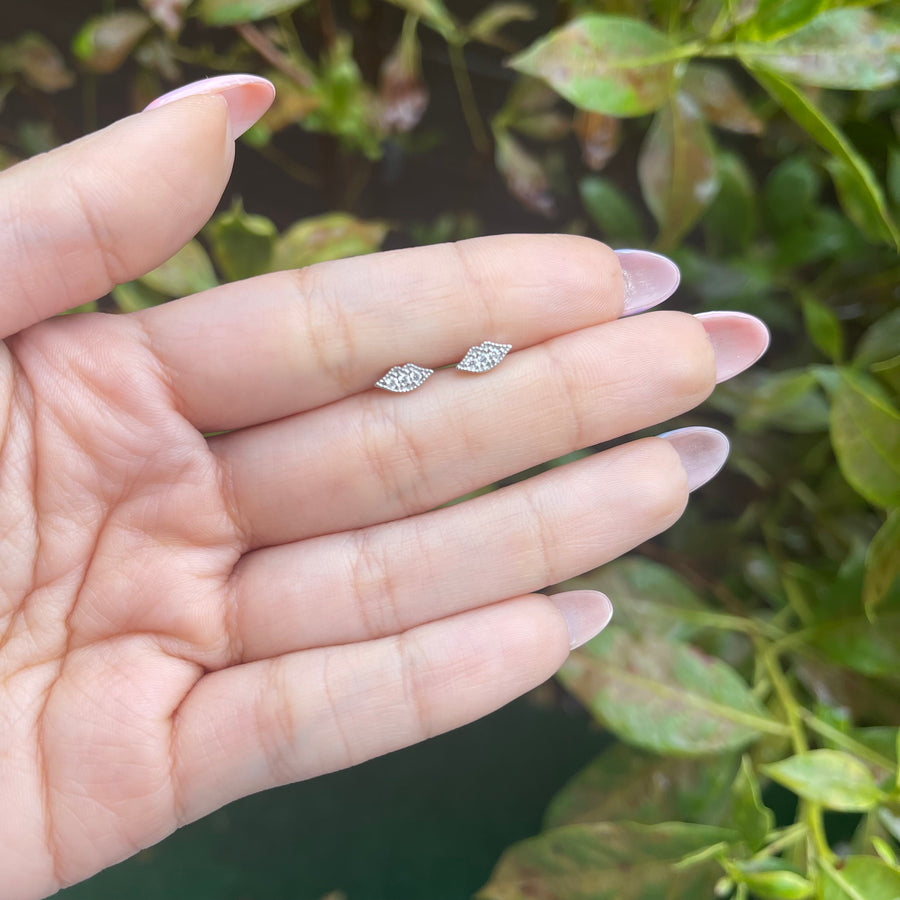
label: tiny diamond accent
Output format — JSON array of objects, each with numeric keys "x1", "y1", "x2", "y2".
[
  {"x1": 375, "y1": 363, "x2": 434, "y2": 393},
  {"x1": 456, "y1": 341, "x2": 512, "y2": 373}
]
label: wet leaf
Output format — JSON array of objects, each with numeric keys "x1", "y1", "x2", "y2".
[
  {"x1": 801, "y1": 297, "x2": 843, "y2": 362},
  {"x1": 477, "y1": 821, "x2": 734, "y2": 900},
  {"x1": 509, "y1": 15, "x2": 679, "y2": 117},
  {"x1": 806, "y1": 612, "x2": 900, "y2": 679},
  {"x1": 0, "y1": 33, "x2": 75, "y2": 92},
  {"x1": 682, "y1": 63, "x2": 763, "y2": 135},
  {"x1": 468, "y1": 3, "x2": 536, "y2": 47},
  {"x1": 750, "y1": 66, "x2": 900, "y2": 250},
  {"x1": 732, "y1": 756, "x2": 774, "y2": 851},
  {"x1": 574, "y1": 111, "x2": 620, "y2": 170},
  {"x1": 559, "y1": 629, "x2": 776, "y2": 755},
  {"x1": 494, "y1": 130, "x2": 555, "y2": 216},
  {"x1": 272, "y1": 213, "x2": 388, "y2": 270},
  {"x1": 140, "y1": 0, "x2": 190, "y2": 34},
  {"x1": 72, "y1": 11, "x2": 153, "y2": 73},
  {"x1": 743, "y1": 9, "x2": 900, "y2": 91},
  {"x1": 763, "y1": 750, "x2": 884, "y2": 811},
  {"x1": 205, "y1": 199, "x2": 277, "y2": 282},
  {"x1": 864, "y1": 510, "x2": 900, "y2": 620},
  {"x1": 704, "y1": 151, "x2": 757, "y2": 254},
  {"x1": 139, "y1": 240, "x2": 218, "y2": 298},
  {"x1": 557, "y1": 558, "x2": 708, "y2": 641},
  {"x1": 197, "y1": 0, "x2": 311, "y2": 25},
  {"x1": 831, "y1": 369, "x2": 900, "y2": 508},
  {"x1": 821, "y1": 856, "x2": 900, "y2": 900},
  {"x1": 378, "y1": 16, "x2": 428, "y2": 134},
  {"x1": 544, "y1": 744, "x2": 737, "y2": 828},
  {"x1": 637, "y1": 93, "x2": 719, "y2": 249}
]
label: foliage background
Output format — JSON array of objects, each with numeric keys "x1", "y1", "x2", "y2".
[{"x1": 1, "y1": 0, "x2": 899, "y2": 898}]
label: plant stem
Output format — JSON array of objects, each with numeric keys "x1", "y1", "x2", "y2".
[
  {"x1": 447, "y1": 41, "x2": 490, "y2": 154},
  {"x1": 801, "y1": 711, "x2": 896, "y2": 772},
  {"x1": 753, "y1": 823, "x2": 807, "y2": 859},
  {"x1": 235, "y1": 22, "x2": 314, "y2": 88}
]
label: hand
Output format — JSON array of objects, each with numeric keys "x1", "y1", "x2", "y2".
[{"x1": 0, "y1": 75, "x2": 768, "y2": 900}]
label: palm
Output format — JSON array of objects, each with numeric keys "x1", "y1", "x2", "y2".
[{"x1": 0, "y1": 86, "x2": 765, "y2": 900}]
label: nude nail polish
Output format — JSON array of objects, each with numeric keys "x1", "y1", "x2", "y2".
[
  {"x1": 144, "y1": 74, "x2": 276, "y2": 139},
  {"x1": 550, "y1": 590, "x2": 614, "y2": 649},
  {"x1": 615, "y1": 249, "x2": 681, "y2": 315},
  {"x1": 695, "y1": 311, "x2": 770, "y2": 383},
  {"x1": 657, "y1": 426, "x2": 730, "y2": 492}
]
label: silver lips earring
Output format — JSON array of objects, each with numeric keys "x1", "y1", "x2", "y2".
[
  {"x1": 456, "y1": 341, "x2": 512, "y2": 373},
  {"x1": 375, "y1": 364, "x2": 434, "y2": 393},
  {"x1": 374, "y1": 341, "x2": 512, "y2": 392}
]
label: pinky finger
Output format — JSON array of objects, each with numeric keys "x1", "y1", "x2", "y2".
[{"x1": 170, "y1": 591, "x2": 612, "y2": 823}]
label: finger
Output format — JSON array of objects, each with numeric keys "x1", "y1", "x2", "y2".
[
  {"x1": 228, "y1": 433, "x2": 724, "y2": 662},
  {"x1": 0, "y1": 74, "x2": 274, "y2": 337},
  {"x1": 172, "y1": 590, "x2": 612, "y2": 823},
  {"x1": 215, "y1": 311, "x2": 765, "y2": 548},
  {"x1": 138, "y1": 239, "x2": 680, "y2": 431}
]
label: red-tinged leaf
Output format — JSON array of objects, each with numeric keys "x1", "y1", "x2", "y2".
[
  {"x1": 574, "y1": 110, "x2": 621, "y2": 170},
  {"x1": 139, "y1": 0, "x2": 190, "y2": 35},
  {"x1": 377, "y1": 16, "x2": 428, "y2": 134},
  {"x1": 72, "y1": 12, "x2": 153, "y2": 74},
  {"x1": 509, "y1": 15, "x2": 680, "y2": 117},
  {"x1": 272, "y1": 213, "x2": 388, "y2": 270},
  {"x1": 637, "y1": 92, "x2": 719, "y2": 249},
  {"x1": 743, "y1": 9, "x2": 900, "y2": 90},
  {"x1": 477, "y1": 821, "x2": 734, "y2": 900},
  {"x1": 0, "y1": 33, "x2": 75, "y2": 92},
  {"x1": 682, "y1": 63, "x2": 763, "y2": 135},
  {"x1": 494, "y1": 130, "x2": 555, "y2": 216}
]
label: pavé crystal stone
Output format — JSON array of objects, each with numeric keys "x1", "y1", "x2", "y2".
[
  {"x1": 375, "y1": 363, "x2": 434, "y2": 392},
  {"x1": 456, "y1": 341, "x2": 512, "y2": 373}
]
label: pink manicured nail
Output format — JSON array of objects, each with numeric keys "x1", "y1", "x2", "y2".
[
  {"x1": 658, "y1": 426, "x2": 730, "y2": 492},
  {"x1": 144, "y1": 74, "x2": 276, "y2": 139},
  {"x1": 695, "y1": 311, "x2": 770, "y2": 383},
  {"x1": 615, "y1": 249, "x2": 681, "y2": 315},
  {"x1": 550, "y1": 591, "x2": 613, "y2": 649}
]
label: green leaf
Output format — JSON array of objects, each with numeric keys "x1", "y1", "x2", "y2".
[
  {"x1": 864, "y1": 510, "x2": 900, "y2": 620},
  {"x1": 638, "y1": 93, "x2": 719, "y2": 250},
  {"x1": 477, "y1": 821, "x2": 735, "y2": 900},
  {"x1": 749, "y1": 66, "x2": 900, "y2": 250},
  {"x1": 821, "y1": 856, "x2": 900, "y2": 900},
  {"x1": 139, "y1": 240, "x2": 219, "y2": 298},
  {"x1": 743, "y1": 0, "x2": 828, "y2": 41},
  {"x1": 682, "y1": 63, "x2": 764, "y2": 135},
  {"x1": 831, "y1": 369, "x2": 900, "y2": 508},
  {"x1": 763, "y1": 156, "x2": 821, "y2": 234},
  {"x1": 735, "y1": 868, "x2": 814, "y2": 900},
  {"x1": 272, "y1": 213, "x2": 388, "y2": 270},
  {"x1": 205, "y1": 199, "x2": 277, "y2": 282},
  {"x1": 112, "y1": 280, "x2": 168, "y2": 313},
  {"x1": 384, "y1": 0, "x2": 460, "y2": 40},
  {"x1": 855, "y1": 308, "x2": 900, "y2": 370},
  {"x1": 703, "y1": 151, "x2": 757, "y2": 254},
  {"x1": 508, "y1": 15, "x2": 681, "y2": 117},
  {"x1": 578, "y1": 177, "x2": 645, "y2": 245},
  {"x1": 737, "y1": 369, "x2": 830, "y2": 433},
  {"x1": 742, "y1": 9, "x2": 900, "y2": 90},
  {"x1": 801, "y1": 297, "x2": 843, "y2": 362},
  {"x1": 763, "y1": 750, "x2": 884, "y2": 811},
  {"x1": 827, "y1": 156, "x2": 896, "y2": 245},
  {"x1": 806, "y1": 612, "x2": 900, "y2": 679},
  {"x1": 558, "y1": 629, "x2": 779, "y2": 755},
  {"x1": 557, "y1": 558, "x2": 708, "y2": 642},
  {"x1": 197, "y1": 0, "x2": 311, "y2": 26},
  {"x1": 72, "y1": 11, "x2": 153, "y2": 73},
  {"x1": 732, "y1": 756, "x2": 775, "y2": 851},
  {"x1": 544, "y1": 744, "x2": 737, "y2": 828}
]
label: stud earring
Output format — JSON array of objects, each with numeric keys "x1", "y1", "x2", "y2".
[
  {"x1": 456, "y1": 341, "x2": 512, "y2": 373},
  {"x1": 374, "y1": 363, "x2": 434, "y2": 393}
]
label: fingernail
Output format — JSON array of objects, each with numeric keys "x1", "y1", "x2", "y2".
[
  {"x1": 658, "y1": 426, "x2": 730, "y2": 492},
  {"x1": 550, "y1": 591, "x2": 613, "y2": 650},
  {"x1": 144, "y1": 74, "x2": 276, "y2": 139},
  {"x1": 695, "y1": 311, "x2": 770, "y2": 383},
  {"x1": 615, "y1": 249, "x2": 681, "y2": 315}
]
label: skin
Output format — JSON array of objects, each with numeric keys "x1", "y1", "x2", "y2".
[{"x1": 0, "y1": 92, "x2": 762, "y2": 900}]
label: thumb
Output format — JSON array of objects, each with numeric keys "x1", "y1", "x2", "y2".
[{"x1": 0, "y1": 74, "x2": 274, "y2": 338}]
